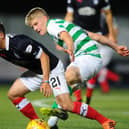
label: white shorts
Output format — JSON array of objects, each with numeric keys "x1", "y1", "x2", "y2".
[
  {"x1": 20, "y1": 60, "x2": 69, "y2": 97},
  {"x1": 96, "y1": 43, "x2": 113, "y2": 66},
  {"x1": 67, "y1": 55, "x2": 102, "y2": 82}
]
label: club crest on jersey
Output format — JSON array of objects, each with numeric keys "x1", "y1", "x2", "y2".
[
  {"x1": 93, "y1": 0, "x2": 99, "y2": 5},
  {"x1": 78, "y1": 7, "x2": 96, "y2": 16},
  {"x1": 25, "y1": 45, "x2": 32, "y2": 53}
]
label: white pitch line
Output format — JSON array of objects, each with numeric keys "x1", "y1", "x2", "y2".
[
  {"x1": 109, "y1": 111, "x2": 129, "y2": 115},
  {"x1": 32, "y1": 99, "x2": 129, "y2": 116},
  {"x1": 32, "y1": 98, "x2": 55, "y2": 107}
]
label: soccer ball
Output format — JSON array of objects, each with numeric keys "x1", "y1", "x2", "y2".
[{"x1": 26, "y1": 119, "x2": 50, "y2": 129}]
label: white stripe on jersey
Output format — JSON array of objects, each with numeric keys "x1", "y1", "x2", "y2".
[
  {"x1": 47, "y1": 19, "x2": 100, "y2": 58},
  {"x1": 69, "y1": 26, "x2": 81, "y2": 36},
  {"x1": 75, "y1": 40, "x2": 99, "y2": 56}
]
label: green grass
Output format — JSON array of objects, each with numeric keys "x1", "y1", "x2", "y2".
[{"x1": 0, "y1": 85, "x2": 129, "y2": 129}]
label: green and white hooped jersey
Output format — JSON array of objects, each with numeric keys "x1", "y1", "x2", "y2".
[{"x1": 47, "y1": 19, "x2": 101, "y2": 58}]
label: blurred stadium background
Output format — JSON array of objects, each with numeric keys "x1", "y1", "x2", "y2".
[{"x1": 0, "y1": 0, "x2": 129, "y2": 87}]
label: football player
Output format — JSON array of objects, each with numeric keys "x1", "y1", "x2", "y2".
[
  {"x1": 25, "y1": 7, "x2": 129, "y2": 129},
  {"x1": 64, "y1": 0, "x2": 119, "y2": 103}
]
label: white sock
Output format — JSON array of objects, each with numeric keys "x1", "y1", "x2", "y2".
[{"x1": 48, "y1": 116, "x2": 58, "y2": 127}]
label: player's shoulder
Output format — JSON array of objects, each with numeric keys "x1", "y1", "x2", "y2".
[
  {"x1": 10, "y1": 34, "x2": 38, "y2": 46},
  {"x1": 48, "y1": 18, "x2": 64, "y2": 24},
  {"x1": 12, "y1": 34, "x2": 37, "y2": 43},
  {"x1": 47, "y1": 18, "x2": 65, "y2": 28},
  {"x1": 13, "y1": 34, "x2": 30, "y2": 39}
]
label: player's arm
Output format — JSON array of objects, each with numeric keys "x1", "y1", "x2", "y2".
[
  {"x1": 55, "y1": 42, "x2": 65, "y2": 51},
  {"x1": 47, "y1": 21, "x2": 74, "y2": 61},
  {"x1": 60, "y1": 31, "x2": 74, "y2": 62},
  {"x1": 40, "y1": 51, "x2": 52, "y2": 97},
  {"x1": 64, "y1": 0, "x2": 74, "y2": 22},
  {"x1": 17, "y1": 35, "x2": 52, "y2": 97},
  {"x1": 104, "y1": 9, "x2": 117, "y2": 43},
  {"x1": 64, "y1": 12, "x2": 74, "y2": 22},
  {"x1": 87, "y1": 31, "x2": 129, "y2": 57}
]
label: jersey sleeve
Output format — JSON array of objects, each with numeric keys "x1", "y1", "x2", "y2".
[
  {"x1": 24, "y1": 42, "x2": 43, "y2": 59},
  {"x1": 12, "y1": 35, "x2": 43, "y2": 59},
  {"x1": 22, "y1": 42, "x2": 43, "y2": 59},
  {"x1": 47, "y1": 20, "x2": 67, "y2": 40}
]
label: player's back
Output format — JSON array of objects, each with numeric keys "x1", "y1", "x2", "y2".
[
  {"x1": 0, "y1": 34, "x2": 59, "y2": 74},
  {"x1": 67, "y1": 0, "x2": 110, "y2": 32}
]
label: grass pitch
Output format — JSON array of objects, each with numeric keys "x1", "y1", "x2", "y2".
[{"x1": 0, "y1": 85, "x2": 129, "y2": 129}]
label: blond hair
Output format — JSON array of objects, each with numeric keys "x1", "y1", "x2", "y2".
[{"x1": 25, "y1": 7, "x2": 49, "y2": 26}]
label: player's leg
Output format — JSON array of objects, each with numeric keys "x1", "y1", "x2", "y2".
[
  {"x1": 8, "y1": 79, "x2": 39, "y2": 120},
  {"x1": 104, "y1": 16, "x2": 119, "y2": 82},
  {"x1": 70, "y1": 82, "x2": 82, "y2": 102},
  {"x1": 45, "y1": 85, "x2": 115, "y2": 128},
  {"x1": 51, "y1": 87, "x2": 116, "y2": 129},
  {"x1": 8, "y1": 71, "x2": 42, "y2": 120},
  {"x1": 73, "y1": 88, "x2": 82, "y2": 102},
  {"x1": 46, "y1": 86, "x2": 72, "y2": 129},
  {"x1": 86, "y1": 75, "x2": 97, "y2": 104},
  {"x1": 47, "y1": 115, "x2": 59, "y2": 129},
  {"x1": 41, "y1": 59, "x2": 115, "y2": 129},
  {"x1": 98, "y1": 68, "x2": 110, "y2": 93},
  {"x1": 98, "y1": 67, "x2": 120, "y2": 93},
  {"x1": 44, "y1": 96, "x2": 116, "y2": 129},
  {"x1": 106, "y1": 69, "x2": 120, "y2": 82},
  {"x1": 65, "y1": 55, "x2": 102, "y2": 104},
  {"x1": 51, "y1": 57, "x2": 115, "y2": 129},
  {"x1": 97, "y1": 45, "x2": 114, "y2": 93},
  {"x1": 72, "y1": 101, "x2": 115, "y2": 129}
]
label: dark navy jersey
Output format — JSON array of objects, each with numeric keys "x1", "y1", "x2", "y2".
[
  {"x1": 66, "y1": 0, "x2": 110, "y2": 32},
  {"x1": 100, "y1": 12, "x2": 108, "y2": 35},
  {"x1": 0, "y1": 34, "x2": 59, "y2": 74}
]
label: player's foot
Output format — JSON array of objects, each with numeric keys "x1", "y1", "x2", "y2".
[
  {"x1": 40, "y1": 107, "x2": 68, "y2": 120},
  {"x1": 102, "y1": 119, "x2": 116, "y2": 129},
  {"x1": 50, "y1": 125, "x2": 59, "y2": 129}
]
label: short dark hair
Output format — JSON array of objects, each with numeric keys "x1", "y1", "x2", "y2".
[{"x1": 0, "y1": 22, "x2": 5, "y2": 35}]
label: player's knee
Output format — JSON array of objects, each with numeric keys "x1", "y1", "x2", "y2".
[
  {"x1": 65, "y1": 70, "x2": 72, "y2": 84},
  {"x1": 65, "y1": 66, "x2": 81, "y2": 85},
  {"x1": 61, "y1": 104, "x2": 71, "y2": 111},
  {"x1": 7, "y1": 91, "x2": 13, "y2": 100},
  {"x1": 7, "y1": 90, "x2": 16, "y2": 101},
  {"x1": 98, "y1": 68, "x2": 107, "y2": 82},
  {"x1": 60, "y1": 102, "x2": 73, "y2": 111}
]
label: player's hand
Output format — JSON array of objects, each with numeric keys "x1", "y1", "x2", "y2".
[
  {"x1": 40, "y1": 83, "x2": 53, "y2": 97},
  {"x1": 116, "y1": 45, "x2": 129, "y2": 57},
  {"x1": 64, "y1": 49, "x2": 74, "y2": 62}
]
